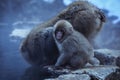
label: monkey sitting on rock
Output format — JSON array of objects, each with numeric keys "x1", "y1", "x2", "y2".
[
  {"x1": 20, "y1": 1, "x2": 105, "y2": 67},
  {"x1": 53, "y1": 20, "x2": 100, "y2": 69}
]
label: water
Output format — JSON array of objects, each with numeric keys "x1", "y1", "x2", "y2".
[
  {"x1": 0, "y1": 25, "x2": 27, "y2": 80},
  {"x1": 0, "y1": 25, "x2": 54, "y2": 80},
  {"x1": 0, "y1": 1, "x2": 65, "y2": 80}
]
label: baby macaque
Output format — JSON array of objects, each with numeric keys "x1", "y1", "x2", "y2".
[{"x1": 53, "y1": 20, "x2": 100, "y2": 69}]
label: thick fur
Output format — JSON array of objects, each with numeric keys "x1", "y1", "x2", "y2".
[
  {"x1": 53, "y1": 20, "x2": 100, "y2": 69},
  {"x1": 20, "y1": 1, "x2": 105, "y2": 66}
]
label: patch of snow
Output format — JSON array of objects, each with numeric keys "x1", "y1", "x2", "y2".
[
  {"x1": 10, "y1": 28, "x2": 31, "y2": 39},
  {"x1": 63, "y1": 0, "x2": 74, "y2": 5}
]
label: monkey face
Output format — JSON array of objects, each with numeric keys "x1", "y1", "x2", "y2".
[
  {"x1": 55, "y1": 29, "x2": 64, "y2": 41},
  {"x1": 55, "y1": 31, "x2": 63, "y2": 40},
  {"x1": 53, "y1": 20, "x2": 74, "y2": 43}
]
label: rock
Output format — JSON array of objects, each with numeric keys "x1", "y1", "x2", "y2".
[
  {"x1": 105, "y1": 69, "x2": 120, "y2": 80},
  {"x1": 94, "y1": 49, "x2": 120, "y2": 65},
  {"x1": 45, "y1": 66, "x2": 119, "y2": 80},
  {"x1": 45, "y1": 49, "x2": 120, "y2": 80},
  {"x1": 73, "y1": 66, "x2": 118, "y2": 80},
  {"x1": 116, "y1": 56, "x2": 120, "y2": 67},
  {"x1": 45, "y1": 74, "x2": 90, "y2": 80}
]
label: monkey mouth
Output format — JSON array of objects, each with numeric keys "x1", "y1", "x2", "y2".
[
  {"x1": 56, "y1": 32, "x2": 63, "y2": 40},
  {"x1": 56, "y1": 35, "x2": 62, "y2": 40}
]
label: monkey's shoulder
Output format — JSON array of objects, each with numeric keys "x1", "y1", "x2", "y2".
[{"x1": 72, "y1": 31, "x2": 88, "y2": 41}]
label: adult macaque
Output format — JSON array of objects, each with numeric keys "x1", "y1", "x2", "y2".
[
  {"x1": 53, "y1": 20, "x2": 100, "y2": 69},
  {"x1": 20, "y1": 1, "x2": 105, "y2": 66},
  {"x1": 20, "y1": 27, "x2": 59, "y2": 66},
  {"x1": 58, "y1": 1, "x2": 106, "y2": 46}
]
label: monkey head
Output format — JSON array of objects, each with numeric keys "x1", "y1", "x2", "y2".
[{"x1": 53, "y1": 20, "x2": 73, "y2": 43}]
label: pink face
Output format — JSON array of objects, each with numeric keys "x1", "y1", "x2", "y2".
[{"x1": 56, "y1": 31, "x2": 63, "y2": 40}]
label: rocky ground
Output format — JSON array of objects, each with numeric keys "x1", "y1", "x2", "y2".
[{"x1": 45, "y1": 49, "x2": 120, "y2": 80}]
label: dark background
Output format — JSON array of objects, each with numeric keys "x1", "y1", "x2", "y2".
[{"x1": 0, "y1": 0, "x2": 120, "y2": 80}]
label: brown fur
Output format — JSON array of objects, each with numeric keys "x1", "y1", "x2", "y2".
[{"x1": 20, "y1": 1, "x2": 105, "y2": 66}]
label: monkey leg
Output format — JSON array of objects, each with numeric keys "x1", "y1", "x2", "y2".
[
  {"x1": 70, "y1": 56, "x2": 87, "y2": 69},
  {"x1": 89, "y1": 57, "x2": 100, "y2": 66},
  {"x1": 55, "y1": 53, "x2": 70, "y2": 67}
]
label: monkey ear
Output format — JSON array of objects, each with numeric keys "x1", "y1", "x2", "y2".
[
  {"x1": 69, "y1": 27, "x2": 73, "y2": 32},
  {"x1": 96, "y1": 9, "x2": 106, "y2": 22}
]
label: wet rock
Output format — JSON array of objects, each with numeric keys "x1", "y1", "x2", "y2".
[
  {"x1": 105, "y1": 69, "x2": 120, "y2": 80},
  {"x1": 73, "y1": 66, "x2": 118, "y2": 80},
  {"x1": 45, "y1": 49, "x2": 120, "y2": 80},
  {"x1": 94, "y1": 49, "x2": 120, "y2": 65},
  {"x1": 45, "y1": 66, "x2": 119, "y2": 80},
  {"x1": 46, "y1": 74, "x2": 90, "y2": 80},
  {"x1": 116, "y1": 56, "x2": 120, "y2": 67}
]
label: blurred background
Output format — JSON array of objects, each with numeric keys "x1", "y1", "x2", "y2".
[{"x1": 0, "y1": 0, "x2": 120, "y2": 80}]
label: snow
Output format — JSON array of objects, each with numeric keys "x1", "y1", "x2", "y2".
[{"x1": 10, "y1": 28, "x2": 31, "y2": 38}]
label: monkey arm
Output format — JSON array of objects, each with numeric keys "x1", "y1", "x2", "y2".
[{"x1": 55, "y1": 53, "x2": 71, "y2": 67}]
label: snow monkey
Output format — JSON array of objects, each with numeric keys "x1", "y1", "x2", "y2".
[
  {"x1": 20, "y1": 1, "x2": 105, "y2": 66},
  {"x1": 53, "y1": 20, "x2": 100, "y2": 69}
]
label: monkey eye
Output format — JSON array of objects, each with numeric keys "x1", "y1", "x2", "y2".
[{"x1": 61, "y1": 28, "x2": 66, "y2": 32}]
